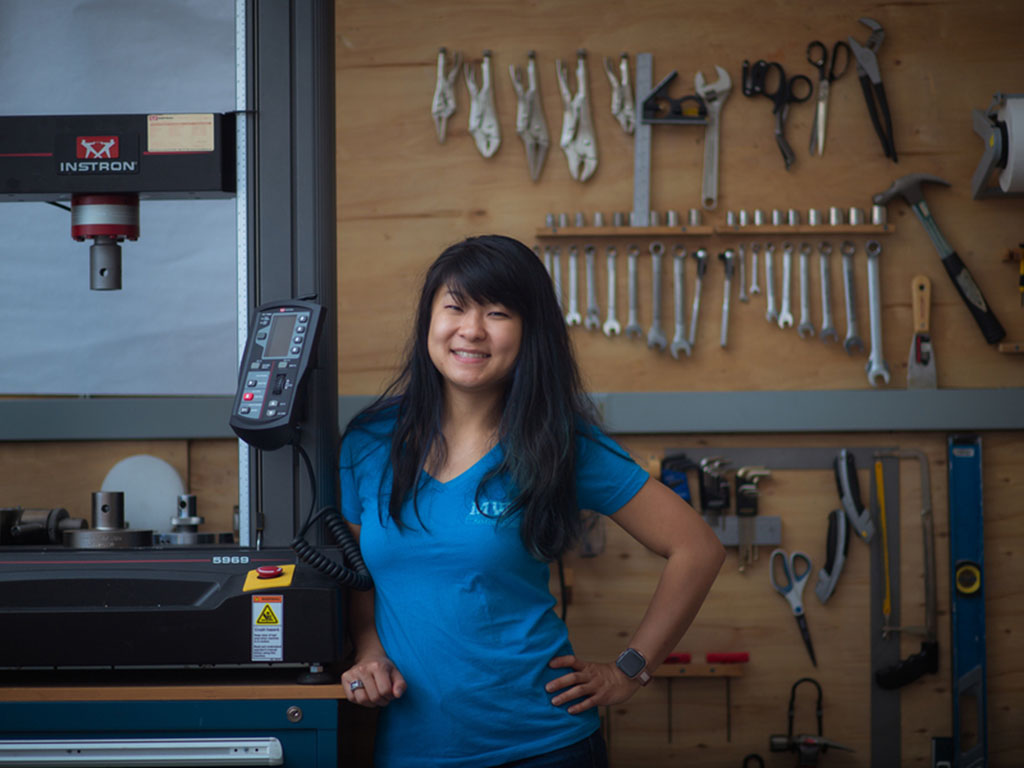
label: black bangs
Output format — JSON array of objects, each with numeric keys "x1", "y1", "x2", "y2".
[{"x1": 430, "y1": 236, "x2": 540, "y2": 317}]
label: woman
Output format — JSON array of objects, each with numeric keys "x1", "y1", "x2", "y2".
[{"x1": 340, "y1": 235, "x2": 724, "y2": 767}]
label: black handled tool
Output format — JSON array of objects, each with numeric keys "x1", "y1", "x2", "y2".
[
  {"x1": 873, "y1": 174, "x2": 1005, "y2": 344},
  {"x1": 814, "y1": 509, "x2": 849, "y2": 604},
  {"x1": 833, "y1": 449, "x2": 875, "y2": 543}
]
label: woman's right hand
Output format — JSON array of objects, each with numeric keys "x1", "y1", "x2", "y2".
[{"x1": 342, "y1": 653, "x2": 407, "y2": 708}]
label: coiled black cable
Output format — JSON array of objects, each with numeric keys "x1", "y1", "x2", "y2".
[{"x1": 291, "y1": 444, "x2": 373, "y2": 591}]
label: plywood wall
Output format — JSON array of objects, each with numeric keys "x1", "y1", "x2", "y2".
[{"x1": 336, "y1": 0, "x2": 1024, "y2": 765}]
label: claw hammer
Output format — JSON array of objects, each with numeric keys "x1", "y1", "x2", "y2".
[{"x1": 873, "y1": 174, "x2": 1005, "y2": 343}]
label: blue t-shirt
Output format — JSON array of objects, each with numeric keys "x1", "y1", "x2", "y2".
[{"x1": 340, "y1": 413, "x2": 649, "y2": 768}]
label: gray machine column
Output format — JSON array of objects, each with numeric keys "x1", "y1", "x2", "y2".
[{"x1": 246, "y1": 0, "x2": 338, "y2": 548}]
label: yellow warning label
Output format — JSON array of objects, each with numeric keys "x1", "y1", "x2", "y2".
[{"x1": 256, "y1": 604, "x2": 279, "y2": 625}]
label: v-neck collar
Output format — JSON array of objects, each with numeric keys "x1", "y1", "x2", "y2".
[{"x1": 423, "y1": 442, "x2": 502, "y2": 489}]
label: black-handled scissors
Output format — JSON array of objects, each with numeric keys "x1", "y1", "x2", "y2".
[
  {"x1": 806, "y1": 40, "x2": 851, "y2": 156},
  {"x1": 742, "y1": 60, "x2": 812, "y2": 170},
  {"x1": 770, "y1": 548, "x2": 817, "y2": 666}
]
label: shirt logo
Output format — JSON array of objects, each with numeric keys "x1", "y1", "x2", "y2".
[
  {"x1": 468, "y1": 500, "x2": 509, "y2": 523},
  {"x1": 77, "y1": 136, "x2": 119, "y2": 159}
]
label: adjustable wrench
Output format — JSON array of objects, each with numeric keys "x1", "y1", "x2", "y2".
[
  {"x1": 670, "y1": 245, "x2": 691, "y2": 358},
  {"x1": 584, "y1": 245, "x2": 600, "y2": 330},
  {"x1": 602, "y1": 246, "x2": 621, "y2": 336},
  {"x1": 624, "y1": 244, "x2": 644, "y2": 339},
  {"x1": 688, "y1": 248, "x2": 708, "y2": 348},
  {"x1": 750, "y1": 242, "x2": 761, "y2": 295},
  {"x1": 564, "y1": 245, "x2": 582, "y2": 325},
  {"x1": 647, "y1": 242, "x2": 668, "y2": 350},
  {"x1": 797, "y1": 242, "x2": 815, "y2": 338},
  {"x1": 719, "y1": 249, "x2": 735, "y2": 347},
  {"x1": 777, "y1": 242, "x2": 795, "y2": 329},
  {"x1": 764, "y1": 243, "x2": 778, "y2": 322},
  {"x1": 737, "y1": 245, "x2": 749, "y2": 302},
  {"x1": 840, "y1": 241, "x2": 865, "y2": 354},
  {"x1": 865, "y1": 239, "x2": 891, "y2": 385},
  {"x1": 818, "y1": 242, "x2": 838, "y2": 342},
  {"x1": 694, "y1": 65, "x2": 731, "y2": 210}
]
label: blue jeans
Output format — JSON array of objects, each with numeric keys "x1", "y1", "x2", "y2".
[{"x1": 491, "y1": 729, "x2": 608, "y2": 768}]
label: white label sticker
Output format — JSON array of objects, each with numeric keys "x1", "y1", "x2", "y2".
[
  {"x1": 147, "y1": 113, "x2": 215, "y2": 153},
  {"x1": 252, "y1": 595, "x2": 283, "y2": 662}
]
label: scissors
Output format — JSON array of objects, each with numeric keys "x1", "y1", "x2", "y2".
[
  {"x1": 806, "y1": 40, "x2": 851, "y2": 156},
  {"x1": 769, "y1": 549, "x2": 817, "y2": 666},
  {"x1": 742, "y1": 59, "x2": 812, "y2": 170}
]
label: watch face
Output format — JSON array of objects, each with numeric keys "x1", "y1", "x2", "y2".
[{"x1": 617, "y1": 648, "x2": 646, "y2": 677}]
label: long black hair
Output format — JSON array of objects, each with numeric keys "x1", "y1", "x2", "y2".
[{"x1": 346, "y1": 234, "x2": 598, "y2": 560}]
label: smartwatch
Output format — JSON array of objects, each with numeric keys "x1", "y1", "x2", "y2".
[{"x1": 615, "y1": 648, "x2": 651, "y2": 686}]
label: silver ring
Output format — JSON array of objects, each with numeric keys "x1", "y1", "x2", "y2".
[{"x1": 349, "y1": 679, "x2": 365, "y2": 692}]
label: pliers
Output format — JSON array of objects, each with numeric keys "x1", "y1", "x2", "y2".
[
  {"x1": 848, "y1": 17, "x2": 897, "y2": 162},
  {"x1": 465, "y1": 50, "x2": 501, "y2": 158},
  {"x1": 556, "y1": 50, "x2": 598, "y2": 182},
  {"x1": 431, "y1": 47, "x2": 461, "y2": 144},
  {"x1": 509, "y1": 51, "x2": 550, "y2": 181},
  {"x1": 603, "y1": 53, "x2": 636, "y2": 134}
]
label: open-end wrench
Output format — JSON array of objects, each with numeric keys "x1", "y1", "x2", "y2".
[
  {"x1": 584, "y1": 245, "x2": 600, "y2": 330},
  {"x1": 647, "y1": 242, "x2": 668, "y2": 350},
  {"x1": 602, "y1": 246, "x2": 621, "y2": 336},
  {"x1": 750, "y1": 242, "x2": 761, "y2": 295},
  {"x1": 840, "y1": 240, "x2": 865, "y2": 354},
  {"x1": 694, "y1": 65, "x2": 732, "y2": 210},
  {"x1": 552, "y1": 246, "x2": 563, "y2": 311},
  {"x1": 670, "y1": 245, "x2": 691, "y2": 358},
  {"x1": 818, "y1": 241, "x2": 838, "y2": 342},
  {"x1": 864, "y1": 239, "x2": 891, "y2": 385},
  {"x1": 777, "y1": 242, "x2": 795, "y2": 328},
  {"x1": 764, "y1": 243, "x2": 778, "y2": 322},
  {"x1": 797, "y1": 242, "x2": 815, "y2": 338},
  {"x1": 719, "y1": 249, "x2": 735, "y2": 347},
  {"x1": 565, "y1": 245, "x2": 582, "y2": 325},
  {"x1": 624, "y1": 244, "x2": 644, "y2": 339},
  {"x1": 688, "y1": 248, "x2": 708, "y2": 348},
  {"x1": 737, "y1": 245, "x2": 749, "y2": 302}
]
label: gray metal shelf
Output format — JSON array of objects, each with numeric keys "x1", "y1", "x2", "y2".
[{"x1": 2, "y1": 389, "x2": 1020, "y2": 441}]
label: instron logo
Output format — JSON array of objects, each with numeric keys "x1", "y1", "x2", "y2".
[{"x1": 76, "y1": 136, "x2": 119, "y2": 159}]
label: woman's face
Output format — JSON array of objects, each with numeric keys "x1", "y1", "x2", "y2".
[{"x1": 427, "y1": 286, "x2": 523, "y2": 400}]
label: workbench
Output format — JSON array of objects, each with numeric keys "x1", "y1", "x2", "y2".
[{"x1": 0, "y1": 672, "x2": 347, "y2": 767}]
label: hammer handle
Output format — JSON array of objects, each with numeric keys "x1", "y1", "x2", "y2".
[{"x1": 941, "y1": 250, "x2": 1006, "y2": 343}]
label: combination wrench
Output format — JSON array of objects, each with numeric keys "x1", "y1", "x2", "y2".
[
  {"x1": 719, "y1": 249, "x2": 735, "y2": 347},
  {"x1": 670, "y1": 245, "x2": 691, "y2": 358},
  {"x1": 818, "y1": 241, "x2": 838, "y2": 342},
  {"x1": 624, "y1": 244, "x2": 644, "y2": 339},
  {"x1": 737, "y1": 244, "x2": 749, "y2": 302},
  {"x1": 865, "y1": 239, "x2": 891, "y2": 386},
  {"x1": 602, "y1": 246, "x2": 621, "y2": 336},
  {"x1": 764, "y1": 243, "x2": 777, "y2": 322},
  {"x1": 647, "y1": 242, "x2": 668, "y2": 350},
  {"x1": 797, "y1": 242, "x2": 815, "y2": 338},
  {"x1": 840, "y1": 240, "x2": 865, "y2": 354},
  {"x1": 583, "y1": 245, "x2": 600, "y2": 330},
  {"x1": 688, "y1": 248, "x2": 708, "y2": 348},
  {"x1": 552, "y1": 246, "x2": 563, "y2": 311},
  {"x1": 777, "y1": 242, "x2": 795, "y2": 329},
  {"x1": 750, "y1": 242, "x2": 761, "y2": 295},
  {"x1": 564, "y1": 245, "x2": 582, "y2": 325}
]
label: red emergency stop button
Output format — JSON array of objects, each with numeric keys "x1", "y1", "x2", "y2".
[{"x1": 256, "y1": 565, "x2": 284, "y2": 579}]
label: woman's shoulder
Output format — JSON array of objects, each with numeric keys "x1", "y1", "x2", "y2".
[{"x1": 341, "y1": 398, "x2": 400, "y2": 457}]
